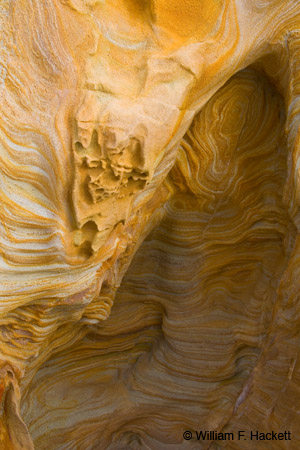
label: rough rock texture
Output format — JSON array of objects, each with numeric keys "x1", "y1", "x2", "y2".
[{"x1": 1, "y1": 0, "x2": 300, "y2": 449}]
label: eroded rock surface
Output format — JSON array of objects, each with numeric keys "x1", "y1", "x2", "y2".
[{"x1": 1, "y1": 1, "x2": 300, "y2": 449}]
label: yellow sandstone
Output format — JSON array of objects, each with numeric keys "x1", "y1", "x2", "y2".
[{"x1": 1, "y1": 0, "x2": 300, "y2": 448}]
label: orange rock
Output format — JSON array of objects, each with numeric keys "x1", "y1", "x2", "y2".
[{"x1": 1, "y1": 0, "x2": 300, "y2": 448}]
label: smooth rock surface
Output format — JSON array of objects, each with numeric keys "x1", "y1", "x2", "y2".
[{"x1": 1, "y1": 1, "x2": 300, "y2": 449}]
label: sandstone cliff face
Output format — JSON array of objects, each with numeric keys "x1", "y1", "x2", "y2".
[{"x1": 1, "y1": 1, "x2": 300, "y2": 449}]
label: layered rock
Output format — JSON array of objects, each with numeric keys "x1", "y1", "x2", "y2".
[{"x1": 1, "y1": 1, "x2": 300, "y2": 449}]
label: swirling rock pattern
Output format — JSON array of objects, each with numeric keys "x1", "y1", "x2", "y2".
[{"x1": 1, "y1": 1, "x2": 300, "y2": 449}]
